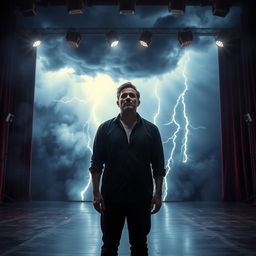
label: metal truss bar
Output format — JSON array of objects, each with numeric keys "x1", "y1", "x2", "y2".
[{"x1": 24, "y1": 27, "x2": 237, "y2": 36}]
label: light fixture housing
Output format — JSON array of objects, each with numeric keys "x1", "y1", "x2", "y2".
[
  {"x1": 32, "y1": 40, "x2": 41, "y2": 48},
  {"x1": 139, "y1": 31, "x2": 152, "y2": 47},
  {"x1": 118, "y1": 0, "x2": 136, "y2": 14},
  {"x1": 215, "y1": 31, "x2": 228, "y2": 48},
  {"x1": 67, "y1": 0, "x2": 85, "y2": 14},
  {"x1": 178, "y1": 31, "x2": 193, "y2": 47},
  {"x1": 106, "y1": 31, "x2": 119, "y2": 47},
  {"x1": 212, "y1": 0, "x2": 230, "y2": 17},
  {"x1": 31, "y1": 31, "x2": 41, "y2": 48},
  {"x1": 168, "y1": 0, "x2": 185, "y2": 14},
  {"x1": 66, "y1": 31, "x2": 82, "y2": 47},
  {"x1": 20, "y1": 0, "x2": 37, "y2": 16}
]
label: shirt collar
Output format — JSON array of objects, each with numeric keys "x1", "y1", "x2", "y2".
[{"x1": 114, "y1": 113, "x2": 142, "y2": 125}]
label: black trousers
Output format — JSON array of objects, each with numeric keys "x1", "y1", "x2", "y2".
[{"x1": 100, "y1": 201, "x2": 151, "y2": 256}]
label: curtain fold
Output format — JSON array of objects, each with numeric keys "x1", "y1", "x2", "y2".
[
  {"x1": 0, "y1": 1, "x2": 16, "y2": 203},
  {"x1": 0, "y1": 36, "x2": 15, "y2": 203},
  {"x1": 219, "y1": 35, "x2": 256, "y2": 201}
]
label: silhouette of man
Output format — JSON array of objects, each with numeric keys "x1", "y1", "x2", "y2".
[{"x1": 89, "y1": 82, "x2": 166, "y2": 256}]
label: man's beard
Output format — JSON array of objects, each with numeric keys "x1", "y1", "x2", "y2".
[{"x1": 123, "y1": 105, "x2": 135, "y2": 112}]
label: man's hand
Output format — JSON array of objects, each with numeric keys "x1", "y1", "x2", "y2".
[
  {"x1": 93, "y1": 191, "x2": 105, "y2": 214},
  {"x1": 151, "y1": 194, "x2": 162, "y2": 214}
]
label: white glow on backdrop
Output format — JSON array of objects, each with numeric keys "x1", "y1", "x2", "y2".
[{"x1": 33, "y1": 43, "x2": 220, "y2": 201}]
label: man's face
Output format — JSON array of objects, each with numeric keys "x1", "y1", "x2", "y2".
[{"x1": 117, "y1": 88, "x2": 140, "y2": 113}]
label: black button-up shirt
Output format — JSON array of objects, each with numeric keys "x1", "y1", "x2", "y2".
[{"x1": 89, "y1": 114, "x2": 166, "y2": 203}]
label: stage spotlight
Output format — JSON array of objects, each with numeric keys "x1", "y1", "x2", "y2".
[
  {"x1": 106, "y1": 31, "x2": 119, "y2": 47},
  {"x1": 215, "y1": 31, "x2": 228, "y2": 47},
  {"x1": 67, "y1": 0, "x2": 85, "y2": 14},
  {"x1": 212, "y1": 0, "x2": 229, "y2": 17},
  {"x1": 168, "y1": 0, "x2": 185, "y2": 14},
  {"x1": 139, "y1": 31, "x2": 152, "y2": 47},
  {"x1": 66, "y1": 31, "x2": 82, "y2": 47},
  {"x1": 178, "y1": 31, "x2": 193, "y2": 47},
  {"x1": 32, "y1": 40, "x2": 41, "y2": 48},
  {"x1": 118, "y1": 0, "x2": 136, "y2": 14},
  {"x1": 31, "y1": 31, "x2": 41, "y2": 48},
  {"x1": 20, "y1": 0, "x2": 37, "y2": 16}
]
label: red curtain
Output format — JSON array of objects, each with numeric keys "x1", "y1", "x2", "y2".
[
  {"x1": 0, "y1": 37, "x2": 15, "y2": 203},
  {"x1": 219, "y1": 29, "x2": 256, "y2": 200},
  {"x1": 0, "y1": 2, "x2": 16, "y2": 203}
]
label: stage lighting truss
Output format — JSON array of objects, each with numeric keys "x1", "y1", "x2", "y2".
[
  {"x1": 139, "y1": 31, "x2": 152, "y2": 47},
  {"x1": 66, "y1": 31, "x2": 82, "y2": 47},
  {"x1": 106, "y1": 31, "x2": 119, "y2": 47},
  {"x1": 67, "y1": 0, "x2": 85, "y2": 14},
  {"x1": 28, "y1": 27, "x2": 236, "y2": 49},
  {"x1": 168, "y1": 0, "x2": 185, "y2": 14},
  {"x1": 118, "y1": 0, "x2": 136, "y2": 14},
  {"x1": 178, "y1": 31, "x2": 193, "y2": 47},
  {"x1": 20, "y1": 0, "x2": 37, "y2": 17},
  {"x1": 212, "y1": 0, "x2": 230, "y2": 17}
]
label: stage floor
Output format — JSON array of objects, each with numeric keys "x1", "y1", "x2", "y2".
[{"x1": 0, "y1": 201, "x2": 255, "y2": 256}]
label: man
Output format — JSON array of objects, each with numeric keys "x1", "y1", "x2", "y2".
[{"x1": 89, "y1": 82, "x2": 166, "y2": 256}]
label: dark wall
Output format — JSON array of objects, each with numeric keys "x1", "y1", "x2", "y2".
[{"x1": 0, "y1": 1, "x2": 36, "y2": 203}]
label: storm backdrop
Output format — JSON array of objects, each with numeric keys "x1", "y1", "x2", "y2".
[{"x1": 16, "y1": 4, "x2": 241, "y2": 201}]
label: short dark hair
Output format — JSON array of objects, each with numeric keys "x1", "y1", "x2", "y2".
[{"x1": 117, "y1": 82, "x2": 140, "y2": 99}]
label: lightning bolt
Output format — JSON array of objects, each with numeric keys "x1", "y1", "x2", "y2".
[
  {"x1": 163, "y1": 52, "x2": 190, "y2": 201},
  {"x1": 53, "y1": 97, "x2": 90, "y2": 104},
  {"x1": 181, "y1": 60, "x2": 190, "y2": 164},
  {"x1": 80, "y1": 122, "x2": 93, "y2": 201}
]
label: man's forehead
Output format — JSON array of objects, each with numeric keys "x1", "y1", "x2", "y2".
[{"x1": 120, "y1": 88, "x2": 137, "y2": 94}]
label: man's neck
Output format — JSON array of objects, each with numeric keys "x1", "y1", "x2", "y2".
[{"x1": 120, "y1": 111, "x2": 137, "y2": 127}]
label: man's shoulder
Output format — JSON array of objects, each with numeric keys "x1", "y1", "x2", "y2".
[
  {"x1": 98, "y1": 117, "x2": 117, "y2": 130},
  {"x1": 141, "y1": 117, "x2": 158, "y2": 131}
]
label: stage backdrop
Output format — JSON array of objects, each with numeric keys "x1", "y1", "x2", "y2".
[{"x1": 22, "y1": 5, "x2": 241, "y2": 201}]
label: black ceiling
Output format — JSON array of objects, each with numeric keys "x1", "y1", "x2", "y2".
[{"x1": 16, "y1": 0, "x2": 243, "y2": 7}]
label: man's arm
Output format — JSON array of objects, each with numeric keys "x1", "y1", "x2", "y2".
[
  {"x1": 91, "y1": 173, "x2": 105, "y2": 214},
  {"x1": 89, "y1": 123, "x2": 106, "y2": 214},
  {"x1": 151, "y1": 126, "x2": 166, "y2": 214},
  {"x1": 91, "y1": 172, "x2": 101, "y2": 194},
  {"x1": 151, "y1": 175, "x2": 164, "y2": 214},
  {"x1": 154, "y1": 175, "x2": 164, "y2": 197}
]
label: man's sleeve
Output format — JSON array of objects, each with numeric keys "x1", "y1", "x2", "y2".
[
  {"x1": 89, "y1": 124, "x2": 106, "y2": 174},
  {"x1": 151, "y1": 127, "x2": 166, "y2": 178}
]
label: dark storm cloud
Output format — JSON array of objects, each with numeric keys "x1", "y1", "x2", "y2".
[
  {"x1": 32, "y1": 105, "x2": 89, "y2": 200},
  {"x1": 154, "y1": 6, "x2": 241, "y2": 28},
  {"x1": 39, "y1": 37, "x2": 67, "y2": 71},
  {"x1": 135, "y1": 5, "x2": 167, "y2": 18},
  {"x1": 103, "y1": 35, "x2": 183, "y2": 79},
  {"x1": 39, "y1": 32, "x2": 183, "y2": 79},
  {"x1": 168, "y1": 150, "x2": 221, "y2": 201},
  {"x1": 25, "y1": 4, "x2": 241, "y2": 200},
  {"x1": 16, "y1": 5, "x2": 162, "y2": 28}
]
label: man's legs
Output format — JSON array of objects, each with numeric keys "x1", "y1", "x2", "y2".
[
  {"x1": 100, "y1": 203, "x2": 126, "y2": 256},
  {"x1": 127, "y1": 202, "x2": 151, "y2": 256}
]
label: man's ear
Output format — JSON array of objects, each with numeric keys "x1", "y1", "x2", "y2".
[
  {"x1": 116, "y1": 100, "x2": 120, "y2": 107},
  {"x1": 138, "y1": 100, "x2": 140, "y2": 106}
]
